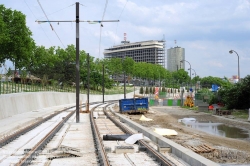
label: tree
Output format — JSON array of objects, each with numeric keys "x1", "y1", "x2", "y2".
[
  {"x1": 149, "y1": 87, "x2": 152, "y2": 94},
  {"x1": 139, "y1": 86, "x2": 143, "y2": 95},
  {"x1": 0, "y1": 5, "x2": 35, "y2": 72},
  {"x1": 219, "y1": 75, "x2": 250, "y2": 109},
  {"x1": 171, "y1": 69, "x2": 189, "y2": 84},
  {"x1": 145, "y1": 87, "x2": 149, "y2": 95},
  {"x1": 200, "y1": 76, "x2": 231, "y2": 88}
]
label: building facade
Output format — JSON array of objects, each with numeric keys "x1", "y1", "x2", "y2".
[
  {"x1": 104, "y1": 40, "x2": 166, "y2": 68},
  {"x1": 167, "y1": 46, "x2": 185, "y2": 72}
]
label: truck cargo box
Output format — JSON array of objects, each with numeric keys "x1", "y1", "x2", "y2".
[{"x1": 119, "y1": 98, "x2": 148, "y2": 113}]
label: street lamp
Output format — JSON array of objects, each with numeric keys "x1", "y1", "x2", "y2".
[
  {"x1": 229, "y1": 50, "x2": 240, "y2": 82},
  {"x1": 188, "y1": 68, "x2": 196, "y2": 78},
  {"x1": 180, "y1": 60, "x2": 192, "y2": 87},
  {"x1": 188, "y1": 68, "x2": 197, "y2": 101}
]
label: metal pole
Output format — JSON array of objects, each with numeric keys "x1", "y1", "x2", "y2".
[
  {"x1": 229, "y1": 50, "x2": 240, "y2": 82},
  {"x1": 237, "y1": 53, "x2": 240, "y2": 82},
  {"x1": 123, "y1": 56, "x2": 126, "y2": 99},
  {"x1": 124, "y1": 71, "x2": 126, "y2": 99},
  {"x1": 180, "y1": 60, "x2": 191, "y2": 88},
  {"x1": 87, "y1": 53, "x2": 90, "y2": 112},
  {"x1": 102, "y1": 63, "x2": 104, "y2": 103},
  {"x1": 75, "y1": 2, "x2": 80, "y2": 123}
]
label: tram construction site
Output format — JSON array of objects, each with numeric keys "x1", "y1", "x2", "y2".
[{"x1": 0, "y1": 92, "x2": 226, "y2": 165}]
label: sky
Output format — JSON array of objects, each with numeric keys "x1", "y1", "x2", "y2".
[{"x1": 1, "y1": 0, "x2": 250, "y2": 79}]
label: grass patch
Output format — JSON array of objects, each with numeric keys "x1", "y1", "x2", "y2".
[{"x1": 231, "y1": 110, "x2": 249, "y2": 119}]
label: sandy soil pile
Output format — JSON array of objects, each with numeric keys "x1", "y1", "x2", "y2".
[{"x1": 127, "y1": 106, "x2": 250, "y2": 165}]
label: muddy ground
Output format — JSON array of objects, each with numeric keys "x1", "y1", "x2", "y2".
[{"x1": 126, "y1": 106, "x2": 250, "y2": 165}]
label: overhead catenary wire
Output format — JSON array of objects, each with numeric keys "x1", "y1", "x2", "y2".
[
  {"x1": 114, "y1": 0, "x2": 128, "y2": 45},
  {"x1": 37, "y1": 3, "x2": 75, "y2": 20},
  {"x1": 98, "y1": 0, "x2": 109, "y2": 59},
  {"x1": 37, "y1": 0, "x2": 65, "y2": 48},
  {"x1": 24, "y1": 0, "x2": 53, "y2": 46}
]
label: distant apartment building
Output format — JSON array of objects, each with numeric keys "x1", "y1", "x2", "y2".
[
  {"x1": 104, "y1": 40, "x2": 166, "y2": 68},
  {"x1": 167, "y1": 46, "x2": 185, "y2": 72},
  {"x1": 104, "y1": 40, "x2": 166, "y2": 84}
]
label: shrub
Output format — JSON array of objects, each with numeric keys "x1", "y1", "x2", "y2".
[{"x1": 139, "y1": 86, "x2": 144, "y2": 94}]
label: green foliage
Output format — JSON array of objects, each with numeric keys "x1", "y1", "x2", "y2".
[
  {"x1": 208, "y1": 93, "x2": 219, "y2": 105},
  {"x1": 149, "y1": 87, "x2": 152, "y2": 94},
  {"x1": 171, "y1": 69, "x2": 189, "y2": 84},
  {"x1": 29, "y1": 45, "x2": 77, "y2": 85},
  {"x1": 231, "y1": 110, "x2": 249, "y2": 119},
  {"x1": 139, "y1": 86, "x2": 144, "y2": 94},
  {"x1": 0, "y1": 5, "x2": 35, "y2": 69},
  {"x1": 145, "y1": 87, "x2": 149, "y2": 94},
  {"x1": 218, "y1": 75, "x2": 250, "y2": 109},
  {"x1": 200, "y1": 76, "x2": 232, "y2": 88},
  {"x1": 5, "y1": 67, "x2": 12, "y2": 77},
  {"x1": 191, "y1": 75, "x2": 201, "y2": 85}
]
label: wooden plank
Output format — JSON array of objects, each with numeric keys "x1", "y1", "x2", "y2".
[
  {"x1": 204, "y1": 144, "x2": 215, "y2": 150},
  {"x1": 184, "y1": 144, "x2": 215, "y2": 153}
]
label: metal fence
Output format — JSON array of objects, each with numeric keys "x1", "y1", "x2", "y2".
[{"x1": 0, "y1": 81, "x2": 135, "y2": 95}]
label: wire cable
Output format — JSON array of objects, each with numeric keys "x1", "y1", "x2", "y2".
[
  {"x1": 37, "y1": 0, "x2": 65, "y2": 48},
  {"x1": 37, "y1": 3, "x2": 74, "y2": 20},
  {"x1": 114, "y1": 0, "x2": 128, "y2": 45},
  {"x1": 98, "y1": 0, "x2": 109, "y2": 59},
  {"x1": 24, "y1": 0, "x2": 53, "y2": 46}
]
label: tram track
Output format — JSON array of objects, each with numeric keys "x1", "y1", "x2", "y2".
[
  {"x1": 0, "y1": 101, "x2": 182, "y2": 165},
  {"x1": 0, "y1": 106, "x2": 75, "y2": 148},
  {"x1": 91, "y1": 103, "x2": 178, "y2": 166},
  {"x1": 16, "y1": 110, "x2": 75, "y2": 166}
]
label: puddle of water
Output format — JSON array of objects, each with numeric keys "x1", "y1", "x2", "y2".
[{"x1": 184, "y1": 121, "x2": 250, "y2": 140}]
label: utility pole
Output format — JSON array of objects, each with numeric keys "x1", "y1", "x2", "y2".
[
  {"x1": 102, "y1": 63, "x2": 104, "y2": 103},
  {"x1": 121, "y1": 33, "x2": 129, "y2": 99},
  {"x1": 36, "y1": 2, "x2": 119, "y2": 123},
  {"x1": 76, "y1": 2, "x2": 80, "y2": 122},
  {"x1": 87, "y1": 53, "x2": 90, "y2": 113}
]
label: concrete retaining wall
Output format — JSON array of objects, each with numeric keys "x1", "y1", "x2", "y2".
[{"x1": 0, "y1": 92, "x2": 134, "y2": 120}]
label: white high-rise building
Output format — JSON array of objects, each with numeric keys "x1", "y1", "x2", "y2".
[
  {"x1": 104, "y1": 40, "x2": 166, "y2": 68},
  {"x1": 167, "y1": 46, "x2": 185, "y2": 71}
]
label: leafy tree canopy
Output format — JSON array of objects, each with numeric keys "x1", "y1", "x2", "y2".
[{"x1": 0, "y1": 5, "x2": 35, "y2": 70}]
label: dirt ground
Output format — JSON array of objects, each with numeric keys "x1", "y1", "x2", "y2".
[{"x1": 126, "y1": 106, "x2": 250, "y2": 165}]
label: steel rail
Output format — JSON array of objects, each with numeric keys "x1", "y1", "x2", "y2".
[
  {"x1": 104, "y1": 107, "x2": 176, "y2": 166},
  {"x1": 16, "y1": 110, "x2": 75, "y2": 166},
  {"x1": 0, "y1": 106, "x2": 75, "y2": 148},
  {"x1": 0, "y1": 101, "x2": 116, "y2": 148},
  {"x1": 89, "y1": 103, "x2": 113, "y2": 166}
]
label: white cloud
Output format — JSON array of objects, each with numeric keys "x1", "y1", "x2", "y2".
[
  {"x1": 207, "y1": 61, "x2": 223, "y2": 68},
  {"x1": 2, "y1": 0, "x2": 250, "y2": 78}
]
